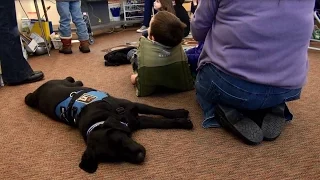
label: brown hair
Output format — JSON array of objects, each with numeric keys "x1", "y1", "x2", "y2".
[
  {"x1": 157, "y1": 0, "x2": 176, "y2": 14},
  {"x1": 149, "y1": 11, "x2": 186, "y2": 47}
]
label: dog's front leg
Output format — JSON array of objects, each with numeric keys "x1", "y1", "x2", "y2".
[
  {"x1": 133, "y1": 103, "x2": 189, "y2": 119},
  {"x1": 137, "y1": 116, "x2": 193, "y2": 130}
]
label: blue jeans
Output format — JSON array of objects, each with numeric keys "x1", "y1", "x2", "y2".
[
  {"x1": 56, "y1": 1, "x2": 88, "y2": 40},
  {"x1": 143, "y1": 0, "x2": 155, "y2": 26},
  {"x1": 0, "y1": 0, "x2": 33, "y2": 83},
  {"x1": 196, "y1": 64, "x2": 302, "y2": 128}
]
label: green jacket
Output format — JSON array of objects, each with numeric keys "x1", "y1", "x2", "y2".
[{"x1": 135, "y1": 37, "x2": 194, "y2": 97}]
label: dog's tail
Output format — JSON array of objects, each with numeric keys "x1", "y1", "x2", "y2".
[{"x1": 25, "y1": 93, "x2": 37, "y2": 108}]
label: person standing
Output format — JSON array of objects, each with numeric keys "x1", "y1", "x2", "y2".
[
  {"x1": 0, "y1": 0, "x2": 44, "y2": 85},
  {"x1": 56, "y1": 0, "x2": 90, "y2": 54}
]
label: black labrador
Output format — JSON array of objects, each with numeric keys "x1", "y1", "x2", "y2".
[{"x1": 25, "y1": 77, "x2": 193, "y2": 173}]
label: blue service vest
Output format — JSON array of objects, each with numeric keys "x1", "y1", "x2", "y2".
[{"x1": 55, "y1": 90, "x2": 108, "y2": 125}]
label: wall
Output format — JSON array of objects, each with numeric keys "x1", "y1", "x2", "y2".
[
  {"x1": 15, "y1": 0, "x2": 121, "y2": 31},
  {"x1": 15, "y1": 0, "x2": 60, "y2": 30}
]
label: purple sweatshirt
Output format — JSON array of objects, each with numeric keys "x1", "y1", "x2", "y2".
[{"x1": 191, "y1": 0, "x2": 315, "y2": 89}]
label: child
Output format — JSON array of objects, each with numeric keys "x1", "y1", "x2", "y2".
[
  {"x1": 56, "y1": 0, "x2": 90, "y2": 54},
  {"x1": 173, "y1": 0, "x2": 190, "y2": 37},
  {"x1": 130, "y1": 11, "x2": 194, "y2": 97},
  {"x1": 154, "y1": 0, "x2": 175, "y2": 14},
  {"x1": 185, "y1": 0, "x2": 203, "y2": 76},
  {"x1": 142, "y1": 0, "x2": 190, "y2": 37},
  {"x1": 185, "y1": 41, "x2": 204, "y2": 77}
]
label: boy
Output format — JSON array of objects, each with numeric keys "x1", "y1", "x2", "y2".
[
  {"x1": 130, "y1": 11, "x2": 194, "y2": 97},
  {"x1": 56, "y1": 0, "x2": 90, "y2": 54}
]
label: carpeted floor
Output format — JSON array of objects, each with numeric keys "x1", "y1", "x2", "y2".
[{"x1": 0, "y1": 29, "x2": 319, "y2": 179}]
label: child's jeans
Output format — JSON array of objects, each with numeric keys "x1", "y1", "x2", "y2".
[
  {"x1": 127, "y1": 48, "x2": 138, "y2": 72},
  {"x1": 56, "y1": 1, "x2": 89, "y2": 40}
]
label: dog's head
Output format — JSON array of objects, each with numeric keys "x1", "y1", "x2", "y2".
[{"x1": 79, "y1": 117, "x2": 146, "y2": 173}]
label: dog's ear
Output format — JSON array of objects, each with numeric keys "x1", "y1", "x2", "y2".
[
  {"x1": 103, "y1": 117, "x2": 131, "y2": 133},
  {"x1": 25, "y1": 93, "x2": 37, "y2": 108},
  {"x1": 79, "y1": 148, "x2": 98, "y2": 173}
]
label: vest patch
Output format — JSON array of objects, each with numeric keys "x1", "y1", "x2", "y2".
[{"x1": 76, "y1": 93, "x2": 98, "y2": 104}]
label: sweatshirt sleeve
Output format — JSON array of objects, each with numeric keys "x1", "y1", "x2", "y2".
[{"x1": 191, "y1": 0, "x2": 218, "y2": 42}]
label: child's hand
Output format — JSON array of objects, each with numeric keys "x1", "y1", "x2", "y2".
[
  {"x1": 131, "y1": 74, "x2": 138, "y2": 85},
  {"x1": 193, "y1": 0, "x2": 198, "y2": 6}
]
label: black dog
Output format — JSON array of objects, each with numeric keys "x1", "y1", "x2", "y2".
[{"x1": 25, "y1": 77, "x2": 193, "y2": 173}]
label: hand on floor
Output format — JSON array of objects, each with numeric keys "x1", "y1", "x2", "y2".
[{"x1": 131, "y1": 74, "x2": 138, "y2": 85}]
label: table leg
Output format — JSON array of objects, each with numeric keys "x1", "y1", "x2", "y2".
[{"x1": 34, "y1": 0, "x2": 50, "y2": 56}]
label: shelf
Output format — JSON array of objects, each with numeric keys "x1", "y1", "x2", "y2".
[{"x1": 124, "y1": 4, "x2": 144, "y2": 6}]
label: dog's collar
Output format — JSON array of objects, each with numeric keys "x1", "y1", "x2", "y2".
[
  {"x1": 86, "y1": 121, "x2": 105, "y2": 136},
  {"x1": 86, "y1": 121, "x2": 129, "y2": 137}
]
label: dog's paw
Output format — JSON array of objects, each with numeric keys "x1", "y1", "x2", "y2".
[
  {"x1": 25, "y1": 93, "x2": 37, "y2": 108},
  {"x1": 172, "y1": 109, "x2": 189, "y2": 118},
  {"x1": 79, "y1": 161, "x2": 97, "y2": 174},
  {"x1": 176, "y1": 118, "x2": 193, "y2": 130},
  {"x1": 65, "y1": 76, "x2": 75, "y2": 83},
  {"x1": 75, "y1": 81, "x2": 83, "y2": 86}
]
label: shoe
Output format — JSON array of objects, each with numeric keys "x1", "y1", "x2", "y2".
[
  {"x1": 260, "y1": 104, "x2": 286, "y2": 141},
  {"x1": 6, "y1": 71, "x2": 44, "y2": 86},
  {"x1": 59, "y1": 38, "x2": 72, "y2": 54},
  {"x1": 136, "y1": 26, "x2": 148, "y2": 33},
  {"x1": 79, "y1": 40, "x2": 90, "y2": 53},
  {"x1": 214, "y1": 104, "x2": 263, "y2": 145}
]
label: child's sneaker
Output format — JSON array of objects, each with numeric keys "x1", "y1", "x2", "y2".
[
  {"x1": 136, "y1": 26, "x2": 148, "y2": 33},
  {"x1": 312, "y1": 25, "x2": 320, "y2": 40}
]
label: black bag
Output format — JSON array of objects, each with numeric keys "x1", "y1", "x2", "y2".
[{"x1": 104, "y1": 46, "x2": 136, "y2": 66}]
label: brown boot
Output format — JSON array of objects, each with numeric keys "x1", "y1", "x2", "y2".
[
  {"x1": 79, "y1": 40, "x2": 90, "y2": 53},
  {"x1": 59, "y1": 39, "x2": 72, "y2": 54}
]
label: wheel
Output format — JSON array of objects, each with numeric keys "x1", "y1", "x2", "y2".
[{"x1": 89, "y1": 35, "x2": 94, "y2": 45}]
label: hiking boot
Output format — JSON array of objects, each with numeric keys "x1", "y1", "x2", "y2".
[
  {"x1": 79, "y1": 40, "x2": 90, "y2": 53},
  {"x1": 59, "y1": 38, "x2": 72, "y2": 54}
]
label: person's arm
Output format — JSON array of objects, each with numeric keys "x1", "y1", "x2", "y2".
[{"x1": 191, "y1": 0, "x2": 218, "y2": 42}]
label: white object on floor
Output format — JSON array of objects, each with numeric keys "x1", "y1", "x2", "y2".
[{"x1": 309, "y1": 11, "x2": 320, "y2": 51}]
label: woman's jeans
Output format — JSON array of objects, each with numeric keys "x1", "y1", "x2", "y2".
[
  {"x1": 196, "y1": 64, "x2": 302, "y2": 128},
  {"x1": 56, "y1": 1, "x2": 89, "y2": 40},
  {"x1": 0, "y1": 0, "x2": 33, "y2": 84}
]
